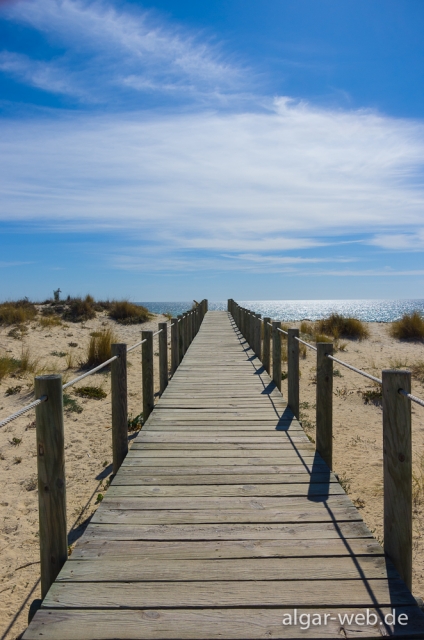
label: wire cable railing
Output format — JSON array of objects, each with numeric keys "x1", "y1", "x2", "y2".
[
  {"x1": 232, "y1": 300, "x2": 424, "y2": 410},
  {"x1": 0, "y1": 306, "x2": 205, "y2": 430}
]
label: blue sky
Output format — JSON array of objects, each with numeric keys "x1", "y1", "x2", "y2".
[{"x1": 0, "y1": 0, "x2": 424, "y2": 302}]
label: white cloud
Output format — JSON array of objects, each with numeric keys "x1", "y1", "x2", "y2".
[
  {"x1": 0, "y1": 99, "x2": 423, "y2": 257},
  {"x1": 370, "y1": 230, "x2": 424, "y2": 251},
  {"x1": 1, "y1": 0, "x2": 244, "y2": 102}
]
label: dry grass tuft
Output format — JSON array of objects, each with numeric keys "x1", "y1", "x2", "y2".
[
  {"x1": 314, "y1": 333, "x2": 333, "y2": 343},
  {"x1": 109, "y1": 301, "x2": 150, "y2": 325},
  {"x1": 84, "y1": 327, "x2": 118, "y2": 367},
  {"x1": 390, "y1": 311, "x2": 424, "y2": 341},
  {"x1": 410, "y1": 361, "x2": 424, "y2": 383},
  {"x1": 315, "y1": 313, "x2": 369, "y2": 341},
  {"x1": 0, "y1": 299, "x2": 37, "y2": 325},
  {"x1": 63, "y1": 295, "x2": 96, "y2": 323},
  {"x1": 0, "y1": 347, "x2": 38, "y2": 381},
  {"x1": 300, "y1": 321, "x2": 314, "y2": 336},
  {"x1": 39, "y1": 315, "x2": 62, "y2": 328}
]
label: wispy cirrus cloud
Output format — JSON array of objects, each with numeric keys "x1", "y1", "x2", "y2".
[
  {"x1": 0, "y1": 0, "x2": 245, "y2": 104},
  {"x1": 370, "y1": 230, "x2": 424, "y2": 251},
  {"x1": 0, "y1": 98, "x2": 423, "y2": 254}
]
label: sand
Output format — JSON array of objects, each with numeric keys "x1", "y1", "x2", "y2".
[{"x1": 1, "y1": 312, "x2": 424, "y2": 638}]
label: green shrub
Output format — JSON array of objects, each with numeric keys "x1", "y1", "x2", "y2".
[
  {"x1": 390, "y1": 311, "x2": 424, "y2": 340},
  {"x1": 63, "y1": 295, "x2": 96, "y2": 322},
  {"x1": 0, "y1": 299, "x2": 37, "y2": 325},
  {"x1": 74, "y1": 385, "x2": 107, "y2": 400},
  {"x1": 109, "y1": 301, "x2": 150, "y2": 325},
  {"x1": 128, "y1": 413, "x2": 144, "y2": 432},
  {"x1": 315, "y1": 314, "x2": 369, "y2": 340},
  {"x1": 84, "y1": 327, "x2": 118, "y2": 367}
]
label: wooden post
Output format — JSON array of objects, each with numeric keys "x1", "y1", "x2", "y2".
[
  {"x1": 263, "y1": 317, "x2": 271, "y2": 374},
  {"x1": 272, "y1": 321, "x2": 282, "y2": 391},
  {"x1": 316, "y1": 343, "x2": 333, "y2": 469},
  {"x1": 382, "y1": 369, "x2": 412, "y2": 589},
  {"x1": 249, "y1": 313, "x2": 255, "y2": 350},
  {"x1": 142, "y1": 330, "x2": 154, "y2": 422},
  {"x1": 171, "y1": 318, "x2": 179, "y2": 374},
  {"x1": 255, "y1": 314, "x2": 262, "y2": 359},
  {"x1": 288, "y1": 328, "x2": 300, "y2": 419},
  {"x1": 178, "y1": 315, "x2": 184, "y2": 361},
  {"x1": 111, "y1": 344, "x2": 128, "y2": 476},
  {"x1": 184, "y1": 313, "x2": 189, "y2": 353},
  {"x1": 158, "y1": 322, "x2": 168, "y2": 395},
  {"x1": 34, "y1": 374, "x2": 67, "y2": 600}
]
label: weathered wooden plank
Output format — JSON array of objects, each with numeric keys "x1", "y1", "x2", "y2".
[
  {"x1": 82, "y1": 520, "x2": 372, "y2": 541},
  {"x1": 129, "y1": 442, "x2": 316, "y2": 451},
  {"x1": 114, "y1": 463, "x2": 328, "y2": 475},
  {"x1": 91, "y1": 505, "x2": 361, "y2": 525},
  {"x1": 99, "y1": 494, "x2": 352, "y2": 511},
  {"x1": 134, "y1": 434, "x2": 311, "y2": 443},
  {"x1": 43, "y1": 578, "x2": 416, "y2": 608},
  {"x1": 107, "y1": 482, "x2": 344, "y2": 497},
  {"x1": 59, "y1": 555, "x2": 397, "y2": 582},
  {"x1": 123, "y1": 455, "x2": 324, "y2": 466},
  {"x1": 113, "y1": 472, "x2": 338, "y2": 485},
  {"x1": 24, "y1": 606, "x2": 424, "y2": 640},
  {"x1": 71, "y1": 537, "x2": 383, "y2": 561}
]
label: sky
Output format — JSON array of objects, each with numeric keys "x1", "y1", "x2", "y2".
[{"x1": 0, "y1": 0, "x2": 424, "y2": 302}]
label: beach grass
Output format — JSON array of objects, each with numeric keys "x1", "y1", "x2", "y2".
[
  {"x1": 109, "y1": 300, "x2": 150, "y2": 324},
  {"x1": 390, "y1": 311, "x2": 424, "y2": 340}
]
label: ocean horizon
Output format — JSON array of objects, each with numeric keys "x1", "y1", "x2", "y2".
[{"x1": 138, "y1": 299, "x2": 424, "y2": 323}]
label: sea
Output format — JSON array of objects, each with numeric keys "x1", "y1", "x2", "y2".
[{"x1": 139, "y1": 300, "x2": 424, "y2": 323}]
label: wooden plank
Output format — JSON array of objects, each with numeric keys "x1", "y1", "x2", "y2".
[
  {"x1": 43, "y1": 578, "x2": 416, "y2": 608},
  {"x1": 107, "y1": 483, "x2": 345, "y2": 497},
  {"x1": 82, "y1": 520, "x2": 372, "y2": 541},
  {"x1": 134, "y1": 434, "x2": 311, "y2": 443},
  {"x1": 99, "y1": 494, "x2": 353, "y2": 510},
  {"x1": 129, "y1": 442, "x2": 316, "y2": 451},
  {"x1": 59, "y1": 555, "x2": 397, "y2": 582},
  {"x1": 123, "y1": 456, "x2": 324, "y2": 466},
  {"x1": 71, "y1": 537, "x2": 383, "y2": 561},
  {"x1": 114, "y1": 463, "x2": 328, "y2": 474},
  {"x1": 91, "y1": 505, "x2": 361, "y2": 525},
  {"x1": 113, "y1": 472, "x2": 338, "y2": 485},
  {"x1": 23, "y1": 606, "x2": 424, "y2": 639}
]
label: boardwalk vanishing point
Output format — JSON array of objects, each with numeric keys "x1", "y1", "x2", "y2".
[{"x1": 24, "y1": 311, "x2": 424, "y2": 639}]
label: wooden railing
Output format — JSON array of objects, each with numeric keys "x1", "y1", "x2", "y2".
[
  {"x1": 228, "y1": 298, "x2": 416, "y2": 593},
  {"x1": 1, "y1": 299, "x2": 208, "y2": 617}
]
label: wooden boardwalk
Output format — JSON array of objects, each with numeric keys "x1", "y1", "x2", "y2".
[{"x1": 24, "y1": 311, "x2": 424, "y2": 638}]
